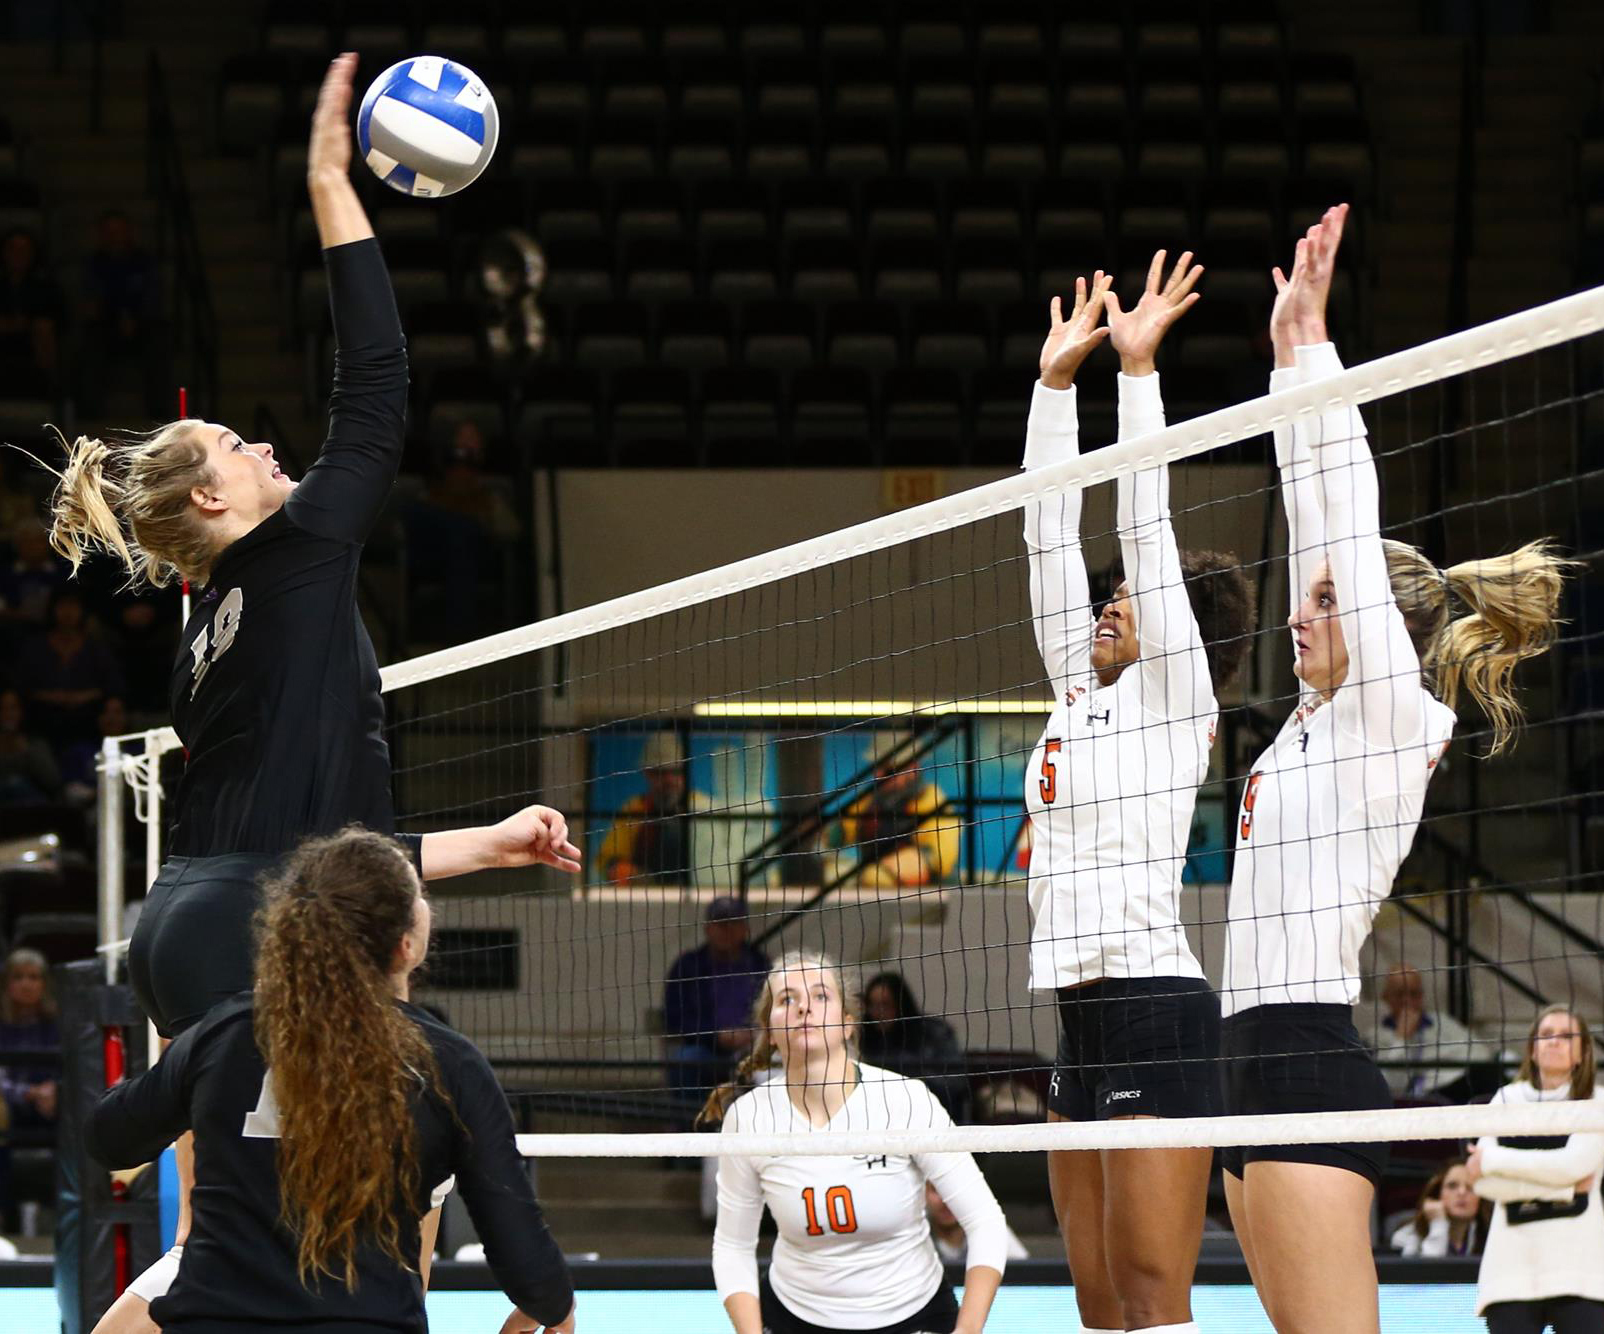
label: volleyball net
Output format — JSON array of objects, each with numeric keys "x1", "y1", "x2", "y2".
[{"x1": 101, "y1": 285, "x2": 1604, "y2": 1157}]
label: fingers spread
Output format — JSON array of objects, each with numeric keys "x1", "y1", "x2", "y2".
[
  {"x1": 1145, "y1": 249, "x2": 1167, "y2": 293},
  {"x1": 1168, "y1": 260, "x2": 1203, "y2": 304},
  {"x1": 1163, "y1": 251, "x2": 1195, "y2": 296}
]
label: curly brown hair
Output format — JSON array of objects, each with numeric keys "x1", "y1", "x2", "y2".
[
  {"x1": 1179, "y1": 549, "x2": 1257, "y2": 691},
  {"x1": 253, "y1": 827, "x2": 443, "y2": 1291}
]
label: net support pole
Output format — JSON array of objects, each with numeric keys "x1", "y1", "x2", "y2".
[{"x1": 97, "y1": 738, "x2": 125, "y2": 985}]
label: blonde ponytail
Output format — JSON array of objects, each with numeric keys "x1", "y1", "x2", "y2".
[
  {"x1": 42, "y1": 420, "x2": 214, "y2": 589},
  {"x1": 1437, "y1": 541, "x2": 1572, "y2": 755},
  {"x1": 1383, "y1": 538, "x2": 1574, "y2": 756}
]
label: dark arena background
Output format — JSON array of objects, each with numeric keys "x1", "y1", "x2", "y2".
[{"x1": 0, "y1": 1, "x2": 1601, "y2": 1331}]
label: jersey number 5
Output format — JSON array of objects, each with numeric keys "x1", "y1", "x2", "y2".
[
  {"x1": 1038, "y1": 738, "x2": 1062, "y2": 805},
  {"x1": 1239, "y1": 770, "x2": 1263, "y2": 841},
  {"x1": 801, "y1": 1185, "x2": 857, "y2": 1236}
]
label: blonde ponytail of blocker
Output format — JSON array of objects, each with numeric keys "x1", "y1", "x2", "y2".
[{"x1": 1434, "y1": 540, "x2": 1574, "y2": 756}]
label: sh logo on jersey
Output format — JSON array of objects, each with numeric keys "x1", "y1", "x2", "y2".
[{"x1": 189, "y1": 587, "x2": 244, "y2": 698}]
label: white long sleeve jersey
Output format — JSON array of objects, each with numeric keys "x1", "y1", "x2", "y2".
[
  {"x1": 1474, "y1": 1081, "x2": 1604, "y2": 1313},
  {"x1": 1224, "y1": 344, "x2": 1456, "y2": 1016},
  {"x1": 1023, "y1": 375, "x2": 1215, "y2": 988},
  {"x1": 712, "y1": 1063, "x2": 1010, "y2": 1330}
]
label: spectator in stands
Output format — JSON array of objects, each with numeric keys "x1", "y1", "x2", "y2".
[
  {"x1": 0, "y1": 947, "x2": 60, "y2": 1231},
  {"x1": 404, "y1": 420, "x2": 519, "y2": 642},
  {"x1": 14, "y1": 585, "x2": 125, "y2": 747},
  {"x1": 662, "y1": 897, "x2": 768, "y2": 1111},
  {"x1": 0, "y1": 688, "x2": 61, "y2": 805},
  {"x1": 77, "y1": 209, "x2": 166, "y2": 416},
  {"x1": 1390, "y1": 1159, "x2": 1487, "y2": 1257},
  {"x1": 601, "y1": 732, "x2": 710, "y2": 886},
  {"x1": 926, "y1": 1180, "x2": 1029, "y2": 1267},
  {"x1": 860, "y1": 971, "x2": 969, "y2": 1121},
  {"x1": 59, "y1": 693, "x2": 126, "y2": 804},
  {"x1": 1366, "y1": 963, "x2": 1496, "y2": 1101},
  {"x1": 0, "y1": 230, "x2": 61, "y2": 393},
  {"x1": 1470, "y1": 1005, "x2": 1604, "y2": 1329},
  {"x1": 830, "y1": 734, "x2": 959, "y2": 890},
  {"x1": 0, "y1": 519, "x2": 67, "y2": 635}
]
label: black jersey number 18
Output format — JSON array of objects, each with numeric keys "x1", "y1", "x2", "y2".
[{"x1": 189, "y1": 587, "x2": 244, "y2": 698}]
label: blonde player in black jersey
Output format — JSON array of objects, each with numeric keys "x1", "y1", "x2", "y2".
[
  {"x1": 63, "y1": 56, "x2": 583, "y2": 1334},
  {"x1": 1024, "y1": 258, "x2": 1256, "y2": 1334},
  {"x1": 1223, "y1": 204, "x2": 1573, "y2": 1334},
  {"x1": 704, "y1": 951, "x2": 1010, "y2": 1334}
]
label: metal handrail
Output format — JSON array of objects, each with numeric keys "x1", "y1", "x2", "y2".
[{"x1": 147, "y1": 52, "x2": 218, "y2": 414}]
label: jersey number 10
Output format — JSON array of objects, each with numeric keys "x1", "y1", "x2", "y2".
[{"x1": 801, "y1": 1185, "x2": 857, "y2": 1236}]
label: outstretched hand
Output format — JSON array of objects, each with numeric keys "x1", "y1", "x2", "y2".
[
  {"x1": 499, "y1": 1302, "x2": 576, "y2": 1333},
  {"x1": 1039, "y1": 272, "x2": 1113, "y2": 390},
  {"x1": 1270, "y1": 202, "x2": 1348, "y2": 364},
  {"x1": 485, "y1": 805, "x2": 583, "y2": 874},
  {"x1": 1104, "y1": 249, "x2": 1203, "y2": 376},
  {"x1": 308, "y1": 52, "x2": 358, "y2": 186}
]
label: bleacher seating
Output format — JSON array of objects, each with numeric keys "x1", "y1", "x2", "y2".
[{"x1": 242, "y1": 1, "x2": 1374, "y2": 467}]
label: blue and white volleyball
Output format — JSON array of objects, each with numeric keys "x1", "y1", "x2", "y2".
[{"x1": 357, "y1": 56, "x2": 498, "y2": 198}]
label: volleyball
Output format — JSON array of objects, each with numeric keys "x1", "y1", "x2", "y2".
[{"x1": 356, "y1": 56, "x2": 498, "y2": 198}]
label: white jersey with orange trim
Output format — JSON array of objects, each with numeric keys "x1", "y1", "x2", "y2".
[
  {"x1": 1224, "y1": 343, "x2": 1457, "y2": 1017},
  {"x1": 1022, "y1": 374, "x2": 1216, "y2": 988},
  {"x1": 712, "y1": 1062, "x2": 1009, "y2": 1329}
]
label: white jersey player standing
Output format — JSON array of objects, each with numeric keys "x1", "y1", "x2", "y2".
[
  {"x1": 706, "y1": 951, "x2": 1010, "y2": 1334},
  {"x1": 1222, "y1": 203, "x2": 1572, "y2": 1334},
  {"x1": 1021, "y1": 256, "x2": 1257, "y2": 1334}
]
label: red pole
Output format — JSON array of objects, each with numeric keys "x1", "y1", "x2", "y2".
[
  {"x1": 178, "y1": 385, "x2": 190, "y2": 619},
  {"x1": 103, "y1": 1024, "x2": 130, "y2": 1293}
]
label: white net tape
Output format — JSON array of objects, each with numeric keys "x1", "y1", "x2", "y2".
[
  {"x1": 102, "y1": 282, "x2": 1604, "y2": 1157},
  {"x1": 517, "y1": 1099, "x2": 1604, "y2": 1157}
]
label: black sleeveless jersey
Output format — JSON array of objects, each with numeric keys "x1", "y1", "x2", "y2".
[
  {"x1": 85, "y1": 996, "x2": 574, "y2": 1332},
  {"x1": 167, "y1": 239, "x2": 407, "y2": 861}
]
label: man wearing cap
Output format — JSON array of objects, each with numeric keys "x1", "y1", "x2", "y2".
[
  {"x1": 599, "y1": 731, "x2": 711, "y2": 885},
  {"x1": 662, "y1": 897, "x2": 770, "y2": 1112}
]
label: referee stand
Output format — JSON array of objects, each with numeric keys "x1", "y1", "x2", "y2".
[{"x1": 55, "y1": 959, "x2": 162, "y2": 1334}]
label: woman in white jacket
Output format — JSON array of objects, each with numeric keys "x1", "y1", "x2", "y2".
[{"x1": 1469, "y1": 1006, "x2": 1604, "y2": 1333}]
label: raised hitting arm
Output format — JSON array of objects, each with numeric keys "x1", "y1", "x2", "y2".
[
  {"x1": 287, "y1": 53, "x2": 410, "y2": 546},
  {"x1": 1024, "y1": 274, "x2": 1111, "y2": 700}
]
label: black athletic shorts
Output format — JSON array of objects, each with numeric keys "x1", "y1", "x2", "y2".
[
  {"x1": 759, "y1": 1270, "x2": 959, "y2": 1334},
  {"x1": 1219, "y1": 1003, "x2": 1391, "y2": 1186},
  {"x1": 1048, "y1": 976, "x2": 1221, "y2": 1121},
  {"x1": 127, "y1": 853, "x2": 278, "y2": 1039}
]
